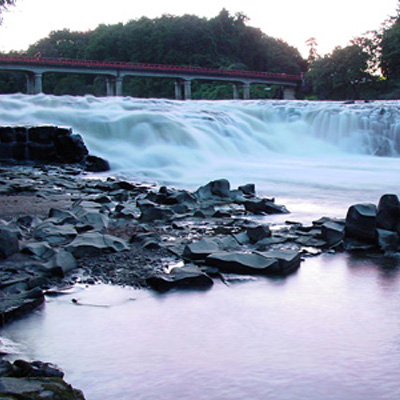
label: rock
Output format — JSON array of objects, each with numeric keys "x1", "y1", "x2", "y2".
[
  {"x1": 131, "y1": 232, "x2": 162, "y2": 249},
  {"x1": 67, "y1": 232, "x2": 129, "y2": 258},
  {"x1": 376, "y1": 194, "x2": 400, "y2": 231},
  {"x1": 147, "y1": 264, "x2": 213, "y2": 292},
  {"x1": 377, "y1": 229, "x2": 399, "y2": 252},
  {"x1": 320, "y1": 220, "x2": 345, "y2": 247},
  {"x1": 256, "y1": 249, "x2": 301, "y2": 274},
  {"x1": 45, "y1": 250, "x2": 78, "y2": 277},
  {"x1": 21, "y1": 242, "x2": 55, "y2": 260},
  {"x1": 54, "y1": 133, "x2": 88, "y2": 163},
  {"x1": 243, "y1": 198, "x2": 289, "y2": 215},
  {"x1": 0, "y1": 227, "x2": 20, "y2": 259},
  {"x1": 206, "y1": 251, "x2": 279, "y2": 275},
  {"x1": 33, "y1": 222, "x2": 77, "y2": 246},
  {"x1": 138, "y1": 201, "x2": 175, "y2": 222},
  {"x1": 0, "y1": 289, "x2": 44, "y2": 327},
  {"x1": 345, "y1": 203, "x2": 377, "y2": 242},
  {"x1": 183, "y1": 238, "x2": 220, "y2": 260},
  {"x1": 246, "y1": 225, "x2": 271, "y2": 243},
  {"x1": 13, "y1": 360, "x2": 64, "y2": 378},
  {"x1": 84, "y1": 154, "x2": 110, "y2": 172},
  {"x1": 0, "y1": 377, "x2": 86, "y2": 400},
  {"x1": 237, "y1": 183, "x2": 256, "y2": 196},
  {"x1": 75, "y1": 211, "x2": 108, "y2": 233},
  {"x1": 194, "y1": 179, "x2": 231, "y2": 201}
]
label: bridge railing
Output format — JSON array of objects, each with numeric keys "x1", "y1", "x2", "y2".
[{"x1": 0, "y1": 55, "x2": 302, "y2": 82}]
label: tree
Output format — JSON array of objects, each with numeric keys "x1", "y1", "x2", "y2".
[
  {"x1": 305, "y1": 37, "x2": 319, "y2": 64},
  {"x1": 0, "y1": 0, "x2": 15, "y2": 22},
  {"x1": 306, "y1": 45, "x2": 371, "y2": 99}
]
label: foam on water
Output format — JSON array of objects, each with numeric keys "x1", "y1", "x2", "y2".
[{"x1": 1, "y1": 94, "x2": 400, "y2": 220}]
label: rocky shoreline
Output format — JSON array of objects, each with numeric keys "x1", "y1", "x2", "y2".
[{"x1": 0, "y1": 160, "x2": 399, "y2": 398}]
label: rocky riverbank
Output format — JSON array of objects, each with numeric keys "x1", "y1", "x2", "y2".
[{"x1": 0, "y1": 161, "x2": 399, "y2": 398}]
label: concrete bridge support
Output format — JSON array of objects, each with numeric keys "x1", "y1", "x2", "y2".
[
  {"x1": 242, "y1": 82, "x2": 250, "y2": 100},
  {"x1": 283, "y1": 86, "x2": 296, "y2": 100},
  {"x1": 174, "y1": 80, "x2": 192, "y2": 100},
  {"x1": 26, "y1": 72, "x2": 43, "y2": 94}
]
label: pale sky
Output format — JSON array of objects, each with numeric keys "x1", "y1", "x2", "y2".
[{"x1": 0, "y1": 0, "x2": 398, "y2": 58}]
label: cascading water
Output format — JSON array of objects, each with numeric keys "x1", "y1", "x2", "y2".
[
  {"x1": 1, "y1": 94, "x2": 400, "y2": 220},
  {"x1": 2, "y1": 94, "x2": 400, "y2": 400}
]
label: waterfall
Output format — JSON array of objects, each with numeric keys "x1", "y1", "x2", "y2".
[{"x1": 1, "y1": 94, "x2": 399, "y2": 201}]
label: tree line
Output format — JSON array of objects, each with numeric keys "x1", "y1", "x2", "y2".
[{"x1": 1, "y1": 5, "x2": 400, "y2": 100}]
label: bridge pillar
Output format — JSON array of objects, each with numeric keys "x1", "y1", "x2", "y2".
[
  {"x1": 33, "y1": 72, "x2": 43, "y2": 94},
  {"x1": 233, "y1": 84, "x2": 240, "y2": 100},
  {"x1": 106, "y1": 78, "x2": 114, "y2": 96},
  {"x1": 26, "y1": 74, "x2": 34, "y2": 94},
  {"x1": 283, "y1": 87, "x2": 296, "y2": 100},
  {"x1": 115, "y1": 77, "x2": 123, "y2": 96},
  {"x1": 174, "y1": 81, "x2": 183, "y2": 100},
  {"x1": 243, "y1": 82, "x2": 250, "y2": 100},
  {"x1": 183, "y1": 80, "x2": 192, "y2": 100}
]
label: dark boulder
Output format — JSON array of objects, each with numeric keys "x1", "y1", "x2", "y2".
[
  {"x1": 345, "y1": 203, "x2": 377, "y2": 242},
  {"x1": 376, "y1": 194, "x2": 400, "y2": 232},
  {"x1": 84, "y1": 155, "x2": 110, "y2": 172},
  {"x1": 206, "y1": 251, "x2": 279, "y2": 275},
  {"x1": 194, "y1": 179, "x2": 231, "y2": 201},
  {"x1": 0, "y1": 227, "x2": 20, "y2": 259},
  {"x1": 183, "y1": 238, "x2": 220, "y2": 260},
  {"x1": 321, "y1": 220, "x2": 345, "y2": 247},
  {"x1": 243, "y1": 198, "x2": 289, "y2": 215},
  {"x1": 377, "y1": 229, "x2": 399, "y2": 252},
  {"x1": 147, "y1": 264, "x2": 213, "y2": 292},
  {"x1": 246, "y1": 225, "x2": 271, "y2": 243}
]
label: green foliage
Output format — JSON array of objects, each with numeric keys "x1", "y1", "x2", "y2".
[
  {"x1": 14, "y1": 10, "x2": 305, "y2": 98},
  {"x1": 305, "y1": 45, "x2": 372, "y2": 100}
]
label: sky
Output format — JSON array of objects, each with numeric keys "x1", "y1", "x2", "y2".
[{"x1": 0, "y1": 0, "x2": 398, "y2": 58}]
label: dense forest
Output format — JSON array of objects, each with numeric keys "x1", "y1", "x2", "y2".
[{"x1": 1, "y1": 5, "x2": 400, "y2": 100}]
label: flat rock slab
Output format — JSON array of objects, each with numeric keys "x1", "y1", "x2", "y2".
[
  {"x1": 206, "y1": 251, "x2": 279, "y2": 275},
  {"x1": 256, "y1": 249, "x2": 301, "y2": 274},
  {"x1": 0, "y1": 377, "x2": 85, "y2": 400},
  {"x1": 67, "y1": 232, "x2": 129, "y2": 258},
  {"x1": 183, "y1": 238, "x2": 220, "y2": 260},
  {"x1": 147, "y1": 264, "x2": 213, "y2": 292}
]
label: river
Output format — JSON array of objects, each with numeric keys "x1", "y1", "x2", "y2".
[{"x1": 0, "y1": 94, "x2": 400, "y2": 399}]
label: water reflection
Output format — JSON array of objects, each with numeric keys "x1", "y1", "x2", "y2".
[{"x1": 2, "y1": 254, "x2": 400, "y2": 400}]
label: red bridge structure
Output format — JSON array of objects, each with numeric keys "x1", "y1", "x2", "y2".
[{"x1": 0, "y1": 55, "x2": 302, "y2": 99}]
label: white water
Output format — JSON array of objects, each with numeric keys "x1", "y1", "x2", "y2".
[
  {"x1": 1, "y1": 95, "x2": 400, "y2": 399},
  {"x1": 1, "y1": 94, "x2": 400, "y2": 221}
]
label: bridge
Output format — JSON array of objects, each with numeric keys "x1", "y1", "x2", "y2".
[{"x1": 0, "y1": 55, "x2": 302, "y2": 100}]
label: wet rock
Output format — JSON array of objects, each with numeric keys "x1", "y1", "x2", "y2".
[
  {"x1": 194, "y1": 179, "x2": 231, "y2": 201},
  {"x1": 0, "y1": 288, "x2": 44, "y2": 327},
  {"x1": 44, "y1": 250, "x2": 78, "y2": 277},
  {"x1": 33, "y1": 222, "x2": 77, "y2": 246},
  {"x1": 138, "y1": 200, "x2": 175, "y2": 222},
  {"x1": 320, "y1": 220, "x2": 345, "y2": 247},
  {"x1": 131, "y1": 232, "x2": 162, "y2": 249},
  {"x1": 147, "y1": 264, "x2": 213, "y2": 292},
  {"x1": 67, "y1": 232, "x2": 129, "y2": 258},
  {"x1": 345, "y1": 203, "x2": 377, "y2": 242},
  {"x1": 237, "y1": 183, "x2": 256, "y2": 196},
  {"x1": 12, "y1": 360, "x2": 64, "y2": 378},
  {"x1": 206, "y1": 251, "x2": 279, "y2": 275},
  {"x1": 243, "y1": 198, "x2": 289, "y2": 215},
  {"x1": 0, "y1": 377, "x2": 86, "y2": 400},
  {"x1": 21, "y1": 242, "x2": 55, "y2": 260},
  {"x1": 183, "y1": 238, "x2": 220, "y2": 260},
  {"x1": 256, "y1": 249, "x2": 301, "y2": 274},
  {"x1": 0, "y1": 227, "x2": 19, "y2": 259},
  {"x1": 84, "y1": 154, "x2": 110, "y2": 172},
  {"x1": 75, "y1": 211, "x2": 108, "y2": 233},
  {"x1": 376, "y1": 194, "x2": 400, "y2": 231},
  {"x1": 377, "y1": 229, "x2": 399, "y2": 252},
  {"x1": 246, "y1": 225, "x2": 271, "y2": 243}
]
